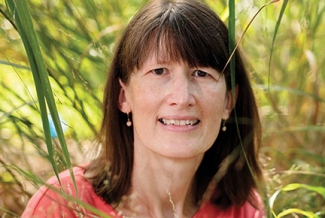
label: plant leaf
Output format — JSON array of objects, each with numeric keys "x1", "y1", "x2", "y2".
[
  {"x1": 268, "y1": 0, "x2": 289, "y2": 90},
  {"x1": 5, "y1": 0, "x2": 78, "y2": 195}
]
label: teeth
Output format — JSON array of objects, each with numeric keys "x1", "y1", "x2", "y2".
[{"x1": 159, "y1": 119, "x2": 199, "y2": 126}]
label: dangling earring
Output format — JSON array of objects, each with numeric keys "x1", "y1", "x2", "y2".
[
  {"x1": 222, "y1": 120, "x2": 227, "y2": 132},
  {"x1": 126, "y1": 113, "x2": 132, "y2": 127}
]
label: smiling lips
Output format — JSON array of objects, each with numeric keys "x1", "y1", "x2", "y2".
[{"x1": 158, "y1": 118, "x2": 200, "y2": 126}]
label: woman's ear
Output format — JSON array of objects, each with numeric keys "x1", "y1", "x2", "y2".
[
  {"x1": 222, "y1": 85, "x2": 238, "y2": 120},
  {"x1": 118, "y1": 79, "x2": 131, "y2": 113}
]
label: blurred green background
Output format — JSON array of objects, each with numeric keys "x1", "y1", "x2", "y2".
[{"x1": 0, "y1": 0, "x2": 324, "y2": 217}]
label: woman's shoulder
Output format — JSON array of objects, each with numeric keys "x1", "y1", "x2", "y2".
[
  {"x1": 195, "y1": 191, "x2": 265, "y2": 218},
  {"x1": 195, "y1": 201, "x2": 264, "y2": 218},
  {"x1": 21, "y1": 165, "x2": 119, "y2": 218}
]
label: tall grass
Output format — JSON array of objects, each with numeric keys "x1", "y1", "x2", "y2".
[
  {"x1": 0, "y1": 0, "x2": 144, "y2": 216},
  {"x1": 0, "y1": 0, "x2": 324, "y2": 217}
]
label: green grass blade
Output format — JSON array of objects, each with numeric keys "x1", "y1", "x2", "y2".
[
  {"x1": 5, "y1": 0, "x2": 59, "y2": 182},
  {"x1": 270, "y1": 182, "x2": 325, "y2": 212},
  {"x1": 281, "y1": 125, "x2": 325, "y2": 132},
  {"x1": 282, "y1": 183, "x2": 325, "y2": 199},
  {"x1": 228, "y1": 0, "x2": 235, "y2": 90},
  {"x1": 0, "y1": 207, "x2": 19, "y2": 217},
  {"x1": 5, "y1": 0, "x2": 78, "y2": 194},
  {"x1": 276, "y1": 208, "x2": 320, "y2": 218},
  {"x1": 255, "y1": 84, "x2": 325, "y2": 104},
  {"x1": 0, "y1": 60, "x2": 31, "y2": 71},
  {"x1": 12, "y1": 164, "x2": 112, "y2": 218},
  {"x1": 268, "y1": 0, "x2": 289, "y2": 90}
]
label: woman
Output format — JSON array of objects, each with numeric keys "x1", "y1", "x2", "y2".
[{"x1": 22, "y1": 0, "x2": 264, "y2": 217}]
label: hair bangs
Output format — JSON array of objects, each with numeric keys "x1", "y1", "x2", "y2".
[{"x1": 130, "y1": 4, "x2": 229, "y2": 74}]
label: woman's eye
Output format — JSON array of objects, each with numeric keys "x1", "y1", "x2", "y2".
[
  {"x1": 193, "y1": 70, "x2": 209, "y2": 77},
  {"x1": 151, "y1": 68, "x2": 166, "y2": 75}
]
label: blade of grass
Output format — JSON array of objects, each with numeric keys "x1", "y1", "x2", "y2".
[
  {"x1": 5, "y1": 0, "x2": 77, "y2": 194},
  {"x1": 228, "y1": 0, "x2": 235, "y2": 86},
  {"x1": 276, "y1": 208, "x2": 319, "y2": 218},
  {"x1": 281, "y1": 125, "x2": 325, "y2": 132},
  {"x1": 268, "y1": 0, "x2": 289, "y2": 90},
  {"x1": 0, "y1": 60, "x2": 31, "y2": 71},
  {"x1": 0, "y1": 207, "x2": 19, "y2": 217},
  {"x1": 222, "y1": 0, "x2": 280, "y2": 75},
  {"x1": 270, "y1": 181, "x2": 325, "y2": 211},
  {"x1": 225, "y1": 2, "x2": 280, "y2": 216},
  {"x1": 282, "y1": 183, "x2": 325, "y2": 199},
  {"x1": 5, "y1": 0, "x2": 59, "y2": 182},
  {"x1": 255, "y1": 84, "x2": 325, "y2": 104},
  {"x1": 11, "y1": 164, "x2": 112, "y2": 218}
]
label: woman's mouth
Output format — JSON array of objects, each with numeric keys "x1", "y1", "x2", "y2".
[{"x1": 158, "y1": 118, "x2": 200, "y2": 126}]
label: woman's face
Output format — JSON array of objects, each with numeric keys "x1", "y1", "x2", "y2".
[{"x1": 119, "y1": 52, "x2": 234, "y2": 159}]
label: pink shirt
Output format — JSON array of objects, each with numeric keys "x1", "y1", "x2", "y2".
[{"x1": 22, "y1": 167, "x2": 264, "y2": 217}]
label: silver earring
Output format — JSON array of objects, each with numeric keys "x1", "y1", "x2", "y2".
[
  {"x1": 126, "y1": 113, "x2": 132, "y2": 127},
  {"x1": 222, "y1": 120, "x2": 227, "y2": 132}
]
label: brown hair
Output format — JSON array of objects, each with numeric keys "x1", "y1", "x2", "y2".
[{"x1": 86, "y1": 0, "x2": 263, "y2": 209}]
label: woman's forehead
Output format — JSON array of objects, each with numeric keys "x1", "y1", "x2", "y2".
[
  {"x1": 127, "y1": 27, "x2": 226, "y2": 74},
  {"x1": 137, "y1": 41, "x2": 200, "y2": 69},
  {"x1": 140, "y1": 49, "x2": 184, "y2": 67}
]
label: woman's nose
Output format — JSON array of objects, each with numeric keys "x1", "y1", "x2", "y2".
[{"x1": 166, "y1": 74, "x2": 195, "y2": 107}]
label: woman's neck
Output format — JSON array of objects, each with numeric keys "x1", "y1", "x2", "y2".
[{"x1": 117, "y1": 146, "x2": 204, "y2": 218}]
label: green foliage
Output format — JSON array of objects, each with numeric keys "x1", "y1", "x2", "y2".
[
  {"x1": 5, "y1": 0, "x2": 75, "y2": 190},
  {"x1": 0, "y1": 0, "x2": 324, "y2": 217}
]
